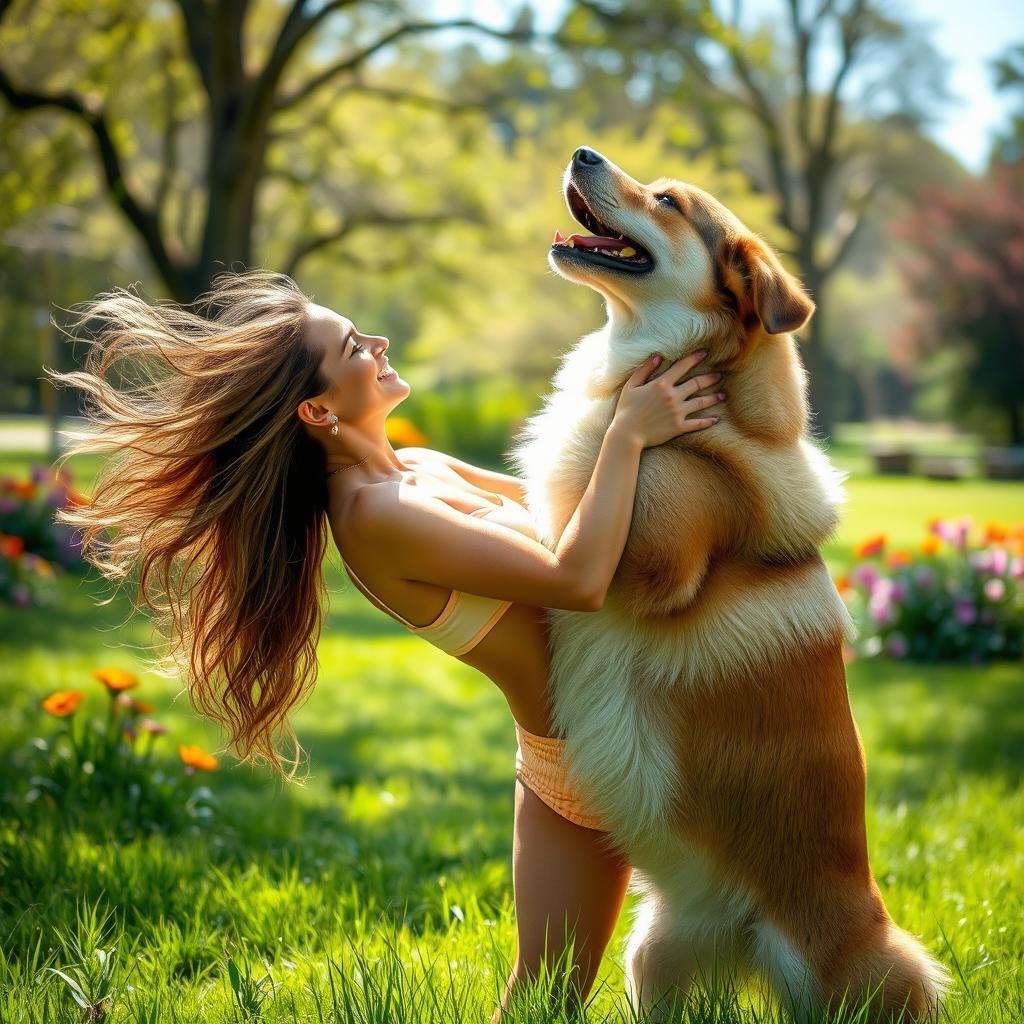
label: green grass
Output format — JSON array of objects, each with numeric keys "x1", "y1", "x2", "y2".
[{"x1": 1, "y1": 445, "x2": 1022, "y2": 1022}]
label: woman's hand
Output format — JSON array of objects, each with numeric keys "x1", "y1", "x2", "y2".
[{"x1": 612, "y1": 349, "x2": 723, "y2": 449}]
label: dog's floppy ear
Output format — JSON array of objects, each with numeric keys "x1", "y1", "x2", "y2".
[{"x1": 723, "y1": 235, "x2": 815, "y2": 336}]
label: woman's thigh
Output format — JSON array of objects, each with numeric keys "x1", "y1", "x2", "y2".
[{"x1": 508, "y1": 778, "x2": 632, "y2": 999}]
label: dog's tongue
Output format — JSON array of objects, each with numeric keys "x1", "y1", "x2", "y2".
[{"x1": 553, "y1": 228, "x2": 622, "y2": 250}]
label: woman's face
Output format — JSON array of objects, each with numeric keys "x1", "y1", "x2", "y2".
[{"x1": 303, "y1": 303, "x2": 410, "y2": 425}]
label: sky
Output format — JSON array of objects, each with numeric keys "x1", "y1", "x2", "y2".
[{"x1": 431, "y1": 0, "x2": 1024, "y2": 172}]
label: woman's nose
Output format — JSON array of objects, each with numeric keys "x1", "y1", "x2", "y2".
[{"x1": 373, "y1": 336, "x2": 389, "y2": 354}]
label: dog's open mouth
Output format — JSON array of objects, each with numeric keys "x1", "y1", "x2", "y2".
[{"x1": 551, "y1": 184, "x2": 654, "y2": 274}]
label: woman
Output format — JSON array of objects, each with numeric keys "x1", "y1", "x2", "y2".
[{"x1": 50, "y1": 270, "x2": 724, "y2": 1014}]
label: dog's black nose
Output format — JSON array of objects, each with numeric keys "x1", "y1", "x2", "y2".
[{"x1": 574, "y1": 147, "x2": 603, "y2": 166}]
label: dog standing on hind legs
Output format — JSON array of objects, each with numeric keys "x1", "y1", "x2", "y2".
[{"x1": 514, "y1": 147, "x2": 950, "y2": 1021}]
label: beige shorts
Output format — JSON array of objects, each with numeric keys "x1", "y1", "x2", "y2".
[{"x1": 514, "y1": 722, "x2": 605, "y2": 831}]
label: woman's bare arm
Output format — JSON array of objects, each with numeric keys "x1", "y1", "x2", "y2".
[
  {"x1": 397, "y1": 447, "x2": 526, "y2": 503},
  {"x1": 351, "y1": 352, "x2": 722, "y2": 612}
]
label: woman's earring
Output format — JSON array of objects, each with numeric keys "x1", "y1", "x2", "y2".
[{"x1": 329, "y1": 413, "x2": 339, "y2": 436}]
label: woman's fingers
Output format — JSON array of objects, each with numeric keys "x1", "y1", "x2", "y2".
[
  {"x1": 663, "y1": 349, "x2": 710, "y2": 384},
  {"x1": 677, "y1": 371, "x2": 723, "y2": 398},
  {"x1": 683, "y1": 391, "x2": 725, "y2": 415},
  {"x1": 676, "y1": 415, "x2": 720, "y2": 434},
  {"x1": 625, "y1": 352, "x2": 663, "y2": 389}
]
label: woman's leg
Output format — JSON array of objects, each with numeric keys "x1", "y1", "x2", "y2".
[{"x1": 495, "y1": 778, "x2": 632, "y2": 1018}]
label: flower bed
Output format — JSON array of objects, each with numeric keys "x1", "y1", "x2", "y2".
[
  {"x1": 18, "y1": 667, "x2": 220, "y2": 839},
  {"x1": 0, "y1": 463, "x2": 89, "y2": 607},
  {"x1": 838, "y1": 520, "x2": 1024, "y2": 662}
]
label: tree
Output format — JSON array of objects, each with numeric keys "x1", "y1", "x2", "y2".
[
  {"x1": 0, "y1": 0, "x2": 534, "y2": 301},
  {"x1": 893, "y1": 160, "x2": 1024, "y2": 444},
  {"x1": 558, "y1": 0, "x2": 949, "y2": 437}
]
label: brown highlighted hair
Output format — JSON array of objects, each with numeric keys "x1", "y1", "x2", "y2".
[{"x1": 46, "y1": 270, "x2": 330, "y2": 778}]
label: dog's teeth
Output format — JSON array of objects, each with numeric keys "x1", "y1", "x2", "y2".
[{"x1": 620, "y1": 246, "x2": 636, "y2": 257}]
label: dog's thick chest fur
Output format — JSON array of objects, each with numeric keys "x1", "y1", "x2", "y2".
[{"x1": 514, "y1": 339, "x2": 851, "y2": 842}]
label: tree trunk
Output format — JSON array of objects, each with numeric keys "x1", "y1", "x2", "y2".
[{"x1": 798, "y1": 263, "x2": 835, "y2": 440}]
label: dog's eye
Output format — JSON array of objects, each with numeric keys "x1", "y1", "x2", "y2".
[{"x1": 655, "y1": 193, "x2": 680, "y2": 210}]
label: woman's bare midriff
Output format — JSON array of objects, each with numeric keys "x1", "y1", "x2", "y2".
[{"x1": 328, "y1": 471, "x2": 557, "y2": 737}]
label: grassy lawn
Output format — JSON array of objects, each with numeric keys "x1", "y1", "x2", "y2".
[{"x1": 1, "y1": 442, "x2": 1022, "y2": 1022}]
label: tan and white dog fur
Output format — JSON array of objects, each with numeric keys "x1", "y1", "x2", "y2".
[{"x1": 514, "y1": 148, "x2": 948, "y2": 1021}]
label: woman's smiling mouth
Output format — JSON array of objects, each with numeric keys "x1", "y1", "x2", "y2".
[{"x1": 377, "y1": 357, "x2": 396, "y2": 382}]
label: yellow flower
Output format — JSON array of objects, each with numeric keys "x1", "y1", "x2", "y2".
[
  {"x1": 93, "y1": 667, "x2": 139, "y2": 692},
  {"x1": 921, "y1": 536, "x2": 941, "y2": 556},
  {"x1": 42, "y1": 690, "x2": 85, "y2": 717},
  {"x1": 179, "y1": 744, "x2": 218, "y2": 771},
  {"x1": 385, "y1": 417, "x2": 427, "y2": 448}
]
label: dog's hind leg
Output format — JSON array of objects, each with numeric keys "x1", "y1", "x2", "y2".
[{"x1": 625, "y1": 896, "x2": 741, "y2": 1023}]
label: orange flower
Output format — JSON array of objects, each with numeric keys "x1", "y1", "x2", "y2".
[
  {"x1": 42, "y1": 690, "x2": 85, "y2": 716},
  {"x1": 33, "y1": 557, "x2": 54, "y2": 577},
  {"x1": 93, "y1": 667, "x2": 139, "y2": 692},
  {"x1": 886, "y1": 550, "x2": 912, "y2": 568},
  {"x1": 179, "y1": 744, "x2": 218, "y2": 771},
  {"x1": 921, "y1": 536, "x2": 941, "y2": 556},
  {"x1": 983, "y1": 523, "x2": 1008, "y2": 543},
  {"x1": 834, "y1": 574, "x2": 851, "y2": 593},
  {"x1": 854, "y1": 535, "x2": 886, "y2": 558},
  {"x1": 1, "y1": 535, "x2": 25, "y2": 559},
  {"x1": 385, "y1": 417, "x2": 427, "y2": 448},
  {"x1": 7, "y1": 480, "x2": 37, "y2": 500}
]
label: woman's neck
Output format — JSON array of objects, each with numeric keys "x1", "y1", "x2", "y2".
[{"x1": 325, "y1": 422, "x2": 407, "y2": 481}]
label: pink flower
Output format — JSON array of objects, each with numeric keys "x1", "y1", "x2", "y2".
[
  {"x1": 990, "y1": 548, "x2": 1009, "y2": 576},
  {"x1": 869, "y1": 596, "x2": 894, "y2": 625},
  {"x1": 886, "y1": 633, "x2": 909, "y2": 659},
  {"x1": 984, "y1": 578, "x2": 1006, "y2": 602},
  {"x1": 852, "y1": 564, "x2": 880, "y2": 590},
  {"x1": 1011, "y1": 557, "x2": 1024, "y2": 580},
  {"x1": 953, "y1": 601, "x2": 977, "y2": 625}
]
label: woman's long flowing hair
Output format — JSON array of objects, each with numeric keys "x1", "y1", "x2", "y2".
[{"x1": 46, "y1": 270, "x2": 332, "y2": 778}]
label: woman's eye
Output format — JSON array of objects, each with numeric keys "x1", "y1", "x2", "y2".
[
  {"x1": 349, "y1": 341, "x2": 364, "y2": 358},
  {"x1": 656, "y1": 193, "x2": 679, "y2": 210}
]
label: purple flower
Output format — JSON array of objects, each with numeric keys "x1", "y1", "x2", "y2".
[
  {"x1": 29, "y1": 463, "x2": 49, "y2": 483},
  {"x1": 983, "y1": 578, "x2": 1006, "y2": 602},
  {"x1": 953, "y1": 601, "x2": 977, "y2": 626},
  {"x1": 46, "y1": 487, "x2": 68, "y2": 508},
  {"x1": 890, "y1": 581, "x2": 908, "y2": 603},
  {"x1": 912, "y1": 566, "x2": 935, "y2": 588},
  {"x1": 886, "y1": 633, "x2": 909, "y2": 659},
  {"x1": 11, "y1": 585, "x2": 31, "y2": 608},
  {"x1": 0, "y1": 498, "x2": 16, "y2": 515}
]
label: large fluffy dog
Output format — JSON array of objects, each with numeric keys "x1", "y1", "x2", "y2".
[{"x1": 514, "y1": 147, "x2": 948, "y2": 1021}]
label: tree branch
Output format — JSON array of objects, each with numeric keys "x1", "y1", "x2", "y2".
[
  {"x1": 0, "y1": 67, "x2": 188, "y2": 295},
  {"x1": 820, "y1": 176, "x2": 882, "y2": 281},
  {"x1": 276, "y1": 18, "x2": 535, "y2": 110},
  {"x1": 283, "y1": 207, "x2": 476, "y2": 277}
]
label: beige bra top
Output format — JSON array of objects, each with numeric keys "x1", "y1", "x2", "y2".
[{"x1": 341, "y1": 492, "x2": 538, "y2": 657}]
